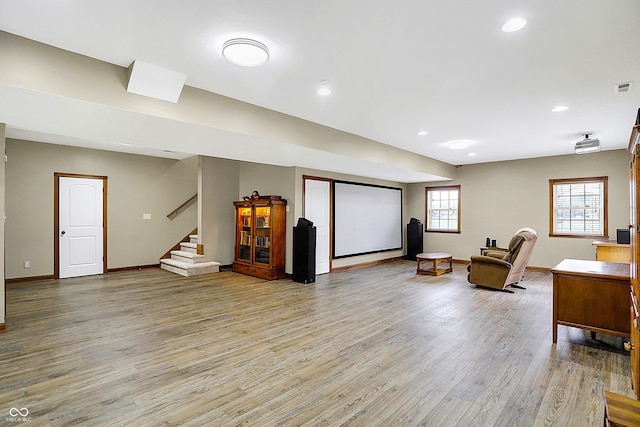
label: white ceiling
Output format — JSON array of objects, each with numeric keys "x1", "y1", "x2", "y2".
[{"x1": 1, "y1": 0, "x2": 639, "y2": 182}]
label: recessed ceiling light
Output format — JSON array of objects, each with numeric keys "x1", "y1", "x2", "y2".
[
  {"x1": 552, "y1": 105, "x2": 569, "y2": 112},
  {"x1": 317, "y1": 80, "x2": 332, "y2": 96},
  {"x1": 501, "y1": 17, "x2": 527, "y2": 33},
  {"x1": 445, "y1": 140, "x2": 474, "y2": 150},
  {"x1": 222, "y1": 38, "x2": 269, "y2": 66},
  {"x1": 418, "y1": 130, "x2": 429, "y2": 136},
  {"x1": 468, "y1": 152, "x2": 476, "y2": 157}
]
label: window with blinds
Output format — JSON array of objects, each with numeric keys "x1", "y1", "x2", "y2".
[
  {"x1": 549, "y1": 177, "x2": 608, "y2": 237},
  {"x1": 425, "y1": 185, "x2": 460, "y2": 233}
]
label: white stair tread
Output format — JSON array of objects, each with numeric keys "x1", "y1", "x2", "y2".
[
  {"x1": 163, "y1": 234, "x2": 220, "y2": 277},
  {"x1": 161, "y1": 258, "x2": 220, "y2": 270},
  {"x1": 161, "y1": 258, "x2": 220, "y2": 277},
  {"x1": 171, "y1": 250, "x2": 205, "y2": 260}
]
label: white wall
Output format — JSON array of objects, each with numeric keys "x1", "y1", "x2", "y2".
[
  {"x1": 407, "y1": 150, "x2": 630, "y2": 268},
  {"x1": 0, "y1": 31, "x2": 455, "y2": 182}
]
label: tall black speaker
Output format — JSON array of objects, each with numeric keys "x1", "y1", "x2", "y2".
[
  {"x1": 293, "y1": 218, "x2": 316, "y2": 284},
  {"x1": 405, "y1": 218, "x2": 423, "y2": 261}
]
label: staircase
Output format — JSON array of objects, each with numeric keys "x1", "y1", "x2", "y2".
[{"x1": 160, "y1": 234, "x2": 220, "y2": 277}]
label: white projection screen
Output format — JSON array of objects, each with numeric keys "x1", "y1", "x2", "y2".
[{"x1": 333, "y1": 181, "x2": 403, "y2": 258}]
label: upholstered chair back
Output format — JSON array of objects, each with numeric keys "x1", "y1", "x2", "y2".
[
  {"x1": 468, "y1": 228, "x2": 538, "y2": 292},
  {"x1": 504, "y1": 230, "x2": 537, "y2": 283}
]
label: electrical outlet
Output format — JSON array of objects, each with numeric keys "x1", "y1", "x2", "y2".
[{"x1": 24, "y1": 261, "x2": 30, "y2": 269}]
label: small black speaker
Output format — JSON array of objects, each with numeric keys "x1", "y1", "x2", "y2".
[
  {"x1": 297, "y1": 217, "x2": 313, "y2": 227},
  {"x1": 617, "y1": 228, "x2": 630, "y2": 244},
  {"x1": 293, "y1": 220, "x2": 316, "y2": 284}
]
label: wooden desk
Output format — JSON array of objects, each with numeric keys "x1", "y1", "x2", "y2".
[
  {"x1": 604, "y1": 391, "x2": 640, "y2": 427},
  {"x1": 551, "y1": 259, "x2": 630, "y2": 343},
  {"x1": 593, "y1": 240, "x2": 631, "y2": 263}
]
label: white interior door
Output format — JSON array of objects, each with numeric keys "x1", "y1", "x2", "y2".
[
  {"x1": 59, "y1": 176, "x2": 104, "y2": 278},
  {"x1": 304, "y1": 178, "x2": 330, "y2": 274}
]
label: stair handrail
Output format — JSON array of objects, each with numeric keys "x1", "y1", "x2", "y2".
[{"x1": 167, "y1": 194, "x2": 197, "y2": 219}]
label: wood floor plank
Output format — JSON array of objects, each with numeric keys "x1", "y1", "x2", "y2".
[{"x1": 1, "y1": 261, "x2": 634, "y2": 426}]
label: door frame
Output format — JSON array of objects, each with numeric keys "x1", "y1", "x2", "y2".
[
  {"x1": 303, "y1": 175, "x2": 332, "y2": 273},
  {"x1": 54, "y1": 172, "x2": 108, "y2": 279}
]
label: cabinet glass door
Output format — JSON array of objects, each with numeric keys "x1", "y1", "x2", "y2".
[
  {"x1": 237, "y1": 207, "x2": 252, "y2": 262},
  {"x1": 254, "y1": 206, "x2": 271, "y2": 264}
]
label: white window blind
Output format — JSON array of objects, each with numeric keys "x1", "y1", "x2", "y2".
[
  {"x1": 551, "y1": 177, "x2": 607, "y2": 237},
  {"x1": 426, "y1": 186, "x2": 460, "y2": 232}
]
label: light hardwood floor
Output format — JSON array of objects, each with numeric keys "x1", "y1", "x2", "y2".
[{"x1": 0, "y1": 261, "x2": 633, "y2": 426}]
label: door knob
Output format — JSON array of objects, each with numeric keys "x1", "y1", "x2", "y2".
[
  {"x1": 625, "y1": 341, "x2": 634, "y2": 352},
  {"x1": 61, "y1": 231, "x2": 66, "y2": 235}
]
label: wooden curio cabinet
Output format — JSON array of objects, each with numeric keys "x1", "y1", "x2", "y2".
[
  {"x1": 629, "y1": 123, "x2": 640, "y2": 398},
  {"x1": 232, "y1": 197, "x2": 287, "y2": 280}
]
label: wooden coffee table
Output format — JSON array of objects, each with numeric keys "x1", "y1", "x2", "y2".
[{"x1": 416, "y1": 252, "x2": 453, "y2": 276}]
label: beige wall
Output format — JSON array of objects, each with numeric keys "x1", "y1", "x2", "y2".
[
  {"x1": 5, "y1": 139, "x2": 198, "y2": 278},
  {"x1": 407, "y1": 150, "x2": 630, "y2": 268},
  {"x1": 239, "y1": 162, "x2": 297, "y2": 273},
  {"x1": 232, "y1": 162, "x2": 405, "y2": 273},
  {"x1": 4, "y1": 138, "x2": 631, "y2": 282},
  {"x1": 198, "y1": 156, "x2": 239, "y2": 265},
  {"x1": 4, "y1": 140, "x2": 406, "y2": 279},
  {"x1": 294, "y1": 167, "x2": 407, "y2": 270}
]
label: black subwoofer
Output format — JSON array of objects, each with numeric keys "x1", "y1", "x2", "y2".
[
  {"x1": 405, "y1": 218, "x2": 423, "y2": 261},
  {"x1": 293, "y1": 218, "x2": 316, "y2": 284}
]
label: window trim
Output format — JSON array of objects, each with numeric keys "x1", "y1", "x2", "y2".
[
  {"x1": 425, "y1": 185, "x2": 461, "y2": 234},
  {"x1": 548, "y1": 176, "x2": 608, "y2": 238}
]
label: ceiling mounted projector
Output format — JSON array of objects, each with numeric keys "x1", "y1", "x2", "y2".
[{"x1": 574, "y1": 134, "x2": 600, "y2": 154}]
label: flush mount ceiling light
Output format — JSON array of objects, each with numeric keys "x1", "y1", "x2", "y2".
[
  {"x1": 222, "y1": 38, "x2": 269, "y2": 66},
  {"x1": 501, "y1": 17, "x2": 527, "y2": 32},
  {"x1": 418, "y1": 130, "x2": 429, "y2": 136},
  {"x1": 445, "y1": 140, "x2": 474, "y2": 150},
  {"x1": 317, "y1": 80, "x2": 332, "y2": 96},
  {"x1": 552, "y1": 105, "x2": 569, "y2": 112}
]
